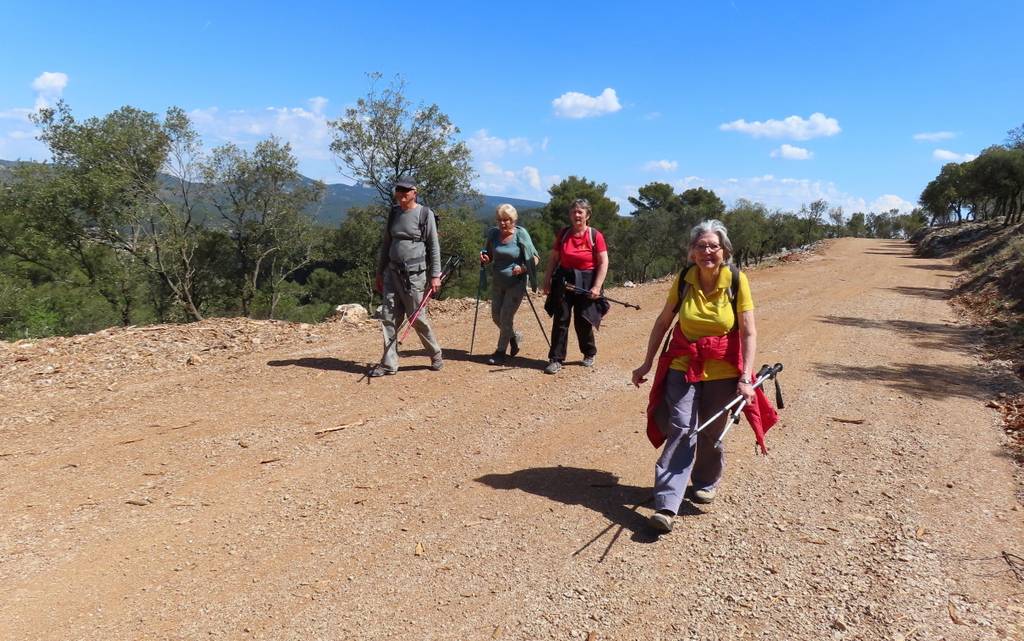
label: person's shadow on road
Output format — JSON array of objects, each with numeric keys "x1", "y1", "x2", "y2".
[
  {"x1": 267, "y1": 357, "x2": 369, "y2": 375},
  {"x1": 476, "y1": 466, "x2": 702, "y2": 556}
]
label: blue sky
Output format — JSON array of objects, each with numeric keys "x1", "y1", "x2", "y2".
[{"x1": 2, "y1": 0, "x2": 1021, "y2": 215}]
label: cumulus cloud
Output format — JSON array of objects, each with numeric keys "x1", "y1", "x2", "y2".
[
  {"x1": 467, "y1": 129, "x2": 535, "y2": 160},
  {"x1": 188, "y1": 97, "x2": 337, "y2": 177},
  {"x1": 932, "y1": 148, "x2": 977, "y2": 162},
  {"x1": 475, "y1": 161, "x2": 555, "y2": 200},
  {"x1": 673, "y1": 174, "x2": 912, "y2": 214},
  {"x1": 552, "y1": 88, "x2": 622, "y2": 119},
  {"x1": 32, "y1": 72, "x2": 69, "y2": 93},
  {"x1": 0, "y1": 72, "x2": 72, "y2": 161},
  {"x1": 642, "y1": 159, "x2": 678, "y2": 172},
  {"x1": 913, "y1": 131, "x2": 955, "y2": 142},
  {"x1": 31, "y1": 71, "x2": 69, "y2": 110},
  {"x1": 870, "y1": 194, "x2": 915, "y2": 212},
  {"x1": 719, "y1": 112, "x2": 840, "y2": 140},
  {"x1": 770, "y1": 144, "x2": 813, "y2": 160}
]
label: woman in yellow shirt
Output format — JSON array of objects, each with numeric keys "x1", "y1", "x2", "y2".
[{"x1": 631, "y1": 219, "x2": 757, "y2": 533}]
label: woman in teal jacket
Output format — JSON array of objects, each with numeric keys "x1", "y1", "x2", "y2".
[{"x1": 480, "y1": 204, "x2": 539, "y2": 365}]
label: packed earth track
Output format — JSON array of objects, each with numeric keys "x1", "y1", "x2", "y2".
[{"x1": 2, "y1": 238, "x2": 1022, "y2": 641}]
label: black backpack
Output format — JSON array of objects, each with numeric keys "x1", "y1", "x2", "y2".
[
  {"x1": 662, "y1": 265, "x2": 741, "y2": 353},
  {"x1": 671, "y1": 265, "x2": 741, "y2": 328}
]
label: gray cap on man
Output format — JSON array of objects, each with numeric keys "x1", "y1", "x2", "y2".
[{"x1": 394, "y1": 175, "x2": 417, "y2": 190}]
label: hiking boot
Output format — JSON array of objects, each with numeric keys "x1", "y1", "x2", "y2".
[
  {"x1": 649, "y1": 510, "x2": 674, "y2": 533},
  {"x1": 487, "y1": 351, "x2": 507, "y2": 365},
  {"x1": 430, "y1": 353, "x2": 444, "y2": 371},
  {"x1": 367, "y1": 365, "x2": 397, "y2": 378},
  {"x1": 581, "y1": 355, "x2": 595, "y2": 368},
  {"x1": 692, "y1": 487, "x2": 717, "y2": 504},
  {"x1": 543, "y1": 360, "x2": 562, "y2": 375},
  {"x1": 509, "y1": 332, "x2": 522, "y2": 357}
]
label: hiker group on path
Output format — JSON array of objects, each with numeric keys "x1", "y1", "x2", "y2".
[{"x1": 366, "y1": 175, "x2": 777, "y2": 533}]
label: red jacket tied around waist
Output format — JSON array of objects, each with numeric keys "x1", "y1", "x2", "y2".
[{"x1": 645, "y1": 324, "x2": 778, "y2": 454}]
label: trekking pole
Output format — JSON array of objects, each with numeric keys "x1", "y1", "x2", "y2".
[
  {"x1": 694, "y1": 363, "x2": 784, "y2": 445},
  {"x1": 523, "y1": 290, "x2": 551, "y2": 348},
  {"x1": 398, "y1": 254, "x2": 464, "y2": 344},
  {"x1": 563, "y1": 284, "x2": 640, "y2": 310},
  {"x1": 360, "y1": 255, "x2": 464, "y2": 381},
  {"x1": 469, "y1": 262, "x2": 485, "y2": 354}
]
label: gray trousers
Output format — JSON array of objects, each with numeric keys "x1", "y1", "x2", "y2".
[
  {"x1": 380, "y1": 267, "x2": 441, "y2": 371},
  {"x1": 653, "y1": 372, "x2": 736, "y2": 514},
  {"x1": 490, "y1": 279, "x2": 526, "y2": 352}
]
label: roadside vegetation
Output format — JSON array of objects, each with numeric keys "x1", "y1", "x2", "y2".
[{"x1": 1, "y1": 76, "x2": 1020, "y2": 342}]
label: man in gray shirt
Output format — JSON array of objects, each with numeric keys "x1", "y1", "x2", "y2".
[{"x1": 369, "y1": 176, "x2": 443, "y2": 376}]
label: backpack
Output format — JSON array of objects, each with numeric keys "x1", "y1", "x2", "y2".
[
  {"x1": 557, "y1": 226, "x2": 599, "y2": 266},
  {"x1": 672, "y1": 265, "x2": 741, "y2": 330},
  {"x1": 662, "y1": 265, "x2": 741, "y2": 354},
  {"x1": 387, "y1": 203, "x2": 437, "y2": 242}
]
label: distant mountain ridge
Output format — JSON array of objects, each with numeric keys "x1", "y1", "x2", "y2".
[{"x1": 1, "y1": 159, "x2": 547, "y2": 225}]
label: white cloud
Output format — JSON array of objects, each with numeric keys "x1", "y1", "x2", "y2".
[
  {"x1": 0, "y1": 107, "x2": 32, "y2": 121},
  {"x1": 642, "y1": 159, "x2": 678, "y2": 172},
  {"x1": 475, "y1": 161, "x2": 555, "y2": 200},
  {"x1": 933, "y1": 148, "x2": 977, "y2": 162},
  {"x1": 0, "y1": 73, "x2": 72, "y2": 161},
  {"x1": 644, "y1": 112, "x2": 662, "y2": 121},
  {"x1": 913, "y1": 131, "x2": 955, "y2": 142},
  {"x1": 673, "y1": 174, "x2": 912, "y2": 214},
  {"x1": 31, "y1": 72, "x2": 69, "y2": 111},
  {"x1": 870, "y1": 194, "x2": 915, "y2": 212},
  {"x1": 467, "y1": 129, "x2": 534, "y2": 160},
  {"x1": 770, "y1": 144, "x2": 813, "y2": 160},
  {"x1": 719, "y1": 112, "x2": 841, "y2": 140},
  {"x1": 32, "y1": 72, "x2": 68, "y2": 94},
  {"x1": 552, "y1": 88, "x2": 622, "y2": 119},
  {"x1": 189, "y1": 98, "x2": 335, "y2": 176},
  {"x1": 521, "y1": 166, "x2": 542, "y2": 190}
]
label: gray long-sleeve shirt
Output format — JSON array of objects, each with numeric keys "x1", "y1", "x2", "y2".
[{"x1": 376, "y1": 204, "x2": 441, "y2": 278}]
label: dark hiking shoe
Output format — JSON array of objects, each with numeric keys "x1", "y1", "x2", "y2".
[
  {"x1": 543, "y1": 360, "x2": 562, "y2": 375},
  {"x1": 649, "y1": 510, "x2": 674, "y2": 533},
  {"x1": 509, "y1": 332, "x2": 522, "y2": 357},
  {"x1": 692, "y1": 488, "x2": 717, "y2": 504},
  {"x1": 487, "y1": 351, "x2": 507, "y2": 365},
  {"x1": 581, "y1": 355, "x2": 595, "y2": 368},
  {"x1": 368, "y1": 365, "x2": 397, "y2": 378},
  {"x1": 430, "y1": 353, "x2": 444, "y2": 371}
]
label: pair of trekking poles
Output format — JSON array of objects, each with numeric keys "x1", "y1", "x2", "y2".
[
  {"x1": 469, "y1": 277, "x2": 641, "y2": 355},
  {"x1": 361, "y1": 255, "x2": 464, "y2": 382},
  {"x1": 694, "y1": 362, "x2": 784, "y2": 447}
]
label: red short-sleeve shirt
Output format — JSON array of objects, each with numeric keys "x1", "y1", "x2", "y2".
[{"x1": 554, "y1": 227, "x2": 607, "y2": 271}]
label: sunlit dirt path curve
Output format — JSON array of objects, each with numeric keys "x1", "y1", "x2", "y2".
[{"x1": 2, "y1": 238, "x2": 1022, "y2": 640}]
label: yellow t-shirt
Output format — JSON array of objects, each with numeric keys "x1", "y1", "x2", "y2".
[{"x1": 666, "y1": 265, "x2": 754, "y2": 380}]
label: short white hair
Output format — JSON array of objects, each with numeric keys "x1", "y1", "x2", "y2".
[{"x1": 495, "y1": 203, "x2": 518, "y2": 222}]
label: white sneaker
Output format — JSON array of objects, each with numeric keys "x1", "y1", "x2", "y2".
[
  {"x1": 649, "y1": 511, "x2": 674, "y2": 533},
  {"x1": 692, "y1": 488, "x2": 717, "y2": 504}
]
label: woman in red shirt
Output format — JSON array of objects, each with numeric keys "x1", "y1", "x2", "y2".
[{"x1": 540, "y1": 198, "x2": 609, "y2": 374}]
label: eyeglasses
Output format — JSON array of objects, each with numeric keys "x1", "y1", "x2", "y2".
[{"x1": 695, "y1": 243, "x2": 721, "y2": 252}]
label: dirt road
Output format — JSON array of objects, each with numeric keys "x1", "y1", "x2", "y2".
[{"x1": 2, "y1": 238, "x2": 1022, "y2": 641}]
